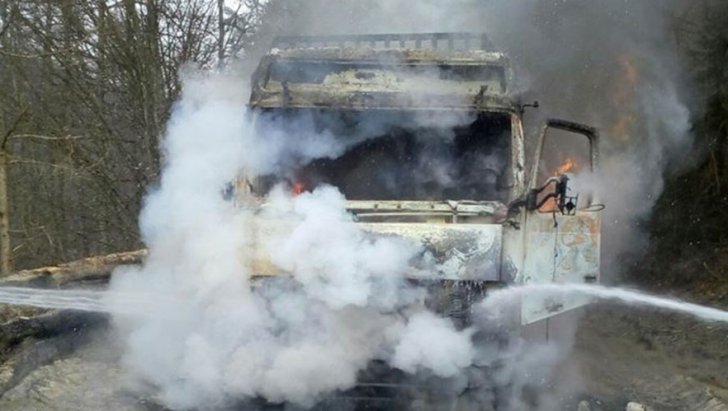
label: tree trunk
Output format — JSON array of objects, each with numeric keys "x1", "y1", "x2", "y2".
[
  {"x1": 0, "y1": 148, "x2": 11, "y2": 275},
  {"x1": 0, "y1": 249, "x2": 146, "y2": 287},
  {"x1": 0, "y1": 108, "x2": 25, "y2": 276},
  {"x1": 218, "y1": 0, "x2": 225, "y2": 67}
]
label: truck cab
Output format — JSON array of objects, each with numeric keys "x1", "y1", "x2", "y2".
[{"x1": 244, "y1": 33, "x2": 602, "y2": 325}]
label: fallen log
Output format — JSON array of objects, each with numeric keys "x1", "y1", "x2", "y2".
[{"x1": 0, "y1": 250, "x2": 147, "y2": 288}]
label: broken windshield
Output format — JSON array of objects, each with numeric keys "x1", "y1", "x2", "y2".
[{"x1": 253, "y1": 109, "x2": 512, "y2": 202}]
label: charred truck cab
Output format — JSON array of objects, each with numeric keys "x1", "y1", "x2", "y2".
[{"x1": 244, "y1": 33, "x2": 602, "y2": 326}]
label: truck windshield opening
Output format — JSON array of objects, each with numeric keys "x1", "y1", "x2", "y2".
[{"x1": 254, "y1": 109, "x2": 512, "y2": 202}]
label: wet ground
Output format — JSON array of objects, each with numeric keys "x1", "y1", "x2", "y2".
[{"x1": 0, "y1": 302, "x2": 726, "y2": 411}]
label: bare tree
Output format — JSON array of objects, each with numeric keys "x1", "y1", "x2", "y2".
[{"x1": 0, "y1": 0, "x2": 267, "y2": 270}]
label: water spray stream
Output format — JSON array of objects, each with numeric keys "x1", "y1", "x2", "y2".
[
  {"x1": 3, "y1": 282, "x2": 727, "y2": 325},
  {"x1": 480, "y1": 283, "x2": 728, "y2": 324},
  {"x1": 0, "y1": 287, "x2": 164, "y2": 317}
]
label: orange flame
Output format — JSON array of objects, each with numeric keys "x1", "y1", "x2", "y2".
[
  {"x1": 291, "y1": 182, "x2": 305, "y2": 196},
  {"x1": 555, "y1": 157, "x2": 578, "y2": 175}
]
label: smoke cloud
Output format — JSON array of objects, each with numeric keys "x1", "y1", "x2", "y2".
[
  {"x1": 109, "y1": 73, "x2": 483, "y2": 409},
  {"x1": 479, "y1": 0, "x2": 694, "y2": 274},
  {"x1": 261, "y1": 0, "x2": 695, "y2": 275},
  {"x1": 107, "y1": 1, "x2": 698, "y2": 410}
]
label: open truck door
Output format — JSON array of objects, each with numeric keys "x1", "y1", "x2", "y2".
[{"x1": 520, "y1": 119, "x2": 602, "y2": 324}]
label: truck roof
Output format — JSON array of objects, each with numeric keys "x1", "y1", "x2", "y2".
[
  {"x1": 271, "y1": 32, "x2": 497, "y2": 51},
  {"x1": 249, "y1": 33, "x2": 517, "y2": 112}
]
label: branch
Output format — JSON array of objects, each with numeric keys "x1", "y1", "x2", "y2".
[
  {"x1": 9, "y1": 134, "x2": 87, "y2": 142},
  {"x1": 1, "y1": 108, "x2": 28, "y2": 150},
  {"x1": 0, "y1": 49, "x2": 49, "y2": 59},
  {"x1": 8, "y1": 157, "x2": 81, "y2": 174},
  {"x1": 0, "y1": 21, "x2": 9, "y2": 40},
  {"x1": 0, "y1": 4, "x2": 14, "y2": 40}
]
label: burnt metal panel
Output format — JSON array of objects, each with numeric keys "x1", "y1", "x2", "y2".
[
  {"x1": 360, "y1": 223, "x2": 502, "y2": 281},
  {"x1": 519, "y1": 210, "x2": 602, "y2": 324},
  {"x1": 268, "y1": 48, "x2": 507, "y2": 65},
  {"x1": 250, "y1": 88, "x2": 517, "y2": 112},
  {"x1": 510, "y1": 113, "x2": 527, "y2": 200},
  {"x1": 249, "y1": 218, "x2": 502, "y2": 282}
]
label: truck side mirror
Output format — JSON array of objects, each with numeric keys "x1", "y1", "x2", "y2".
[{"x1": 527, "y1": 119, "x2": 599, "y2": 212}]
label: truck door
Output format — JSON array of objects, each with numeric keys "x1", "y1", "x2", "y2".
[{"x1": 520, "y1": 120, "x2": 602, "y2": 324}]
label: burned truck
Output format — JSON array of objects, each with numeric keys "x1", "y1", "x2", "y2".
[{"x1": 243, "y1": 33, "x2": 601, "y2": 326}]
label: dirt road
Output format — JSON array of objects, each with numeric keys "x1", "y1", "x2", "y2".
[
  {"x1": 570, "y1": 303, "x2": 728, "y2": 411},
  {"x1": 0, "y1": 302, "x2": 726, "y2": 411}
]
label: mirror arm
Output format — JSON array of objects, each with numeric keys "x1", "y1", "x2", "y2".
[
  {"x1": 533, "y1": 192, "x2": 558, "y2": 210},
  {"x1": 533, "y1": 176, "x2": 562, "y2": 195},
  {"x1": 507, "y1": 182, "x2": 554, "y2": 214},
  {"x1": 519, "y1": 174, "x2": 570, "y2": 212}
]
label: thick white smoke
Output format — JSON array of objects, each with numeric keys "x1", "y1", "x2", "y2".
[
  {"x1": 108, "y1": 74, "x2": 480, "y2": 409},
  {"x1": 392, "y1": 311, "x2": 475, "y2": 378},
  {"x1": 263, "y1": 186, "x2": 419, "y2": 310}
]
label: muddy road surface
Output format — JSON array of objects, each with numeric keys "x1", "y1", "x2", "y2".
[{"x1": 571, "y1": 303, "x2": 728, "y2": 411}]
